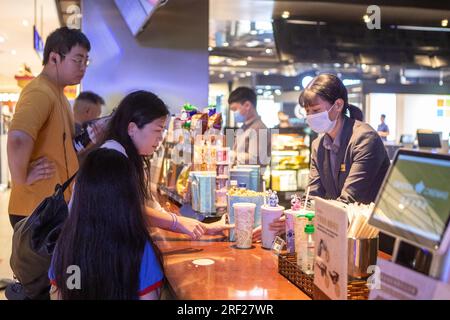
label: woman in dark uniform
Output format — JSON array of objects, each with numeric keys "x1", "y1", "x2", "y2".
[{"x1": 301, "y1": 74, "x2": 390, "y2": 204}]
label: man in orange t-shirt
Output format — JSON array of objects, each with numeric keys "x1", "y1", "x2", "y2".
[{"x1": 7, "y1": 27, "x2": 91, "y2": 228}]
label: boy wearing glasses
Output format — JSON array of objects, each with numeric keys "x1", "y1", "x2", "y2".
[{"x1": 7, "y1": 27, "x2": 90, "y2": 228}]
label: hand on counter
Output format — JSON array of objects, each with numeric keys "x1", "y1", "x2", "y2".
[
  {"x1": 252, "y1": 215, "x2": 286, "y2": 242},
  {"x1": 177, "y1": 215, "x2": 208, "y2": 240},
  {"x1": 203, "y1": 214, "x2": 234, "y2": 236}
]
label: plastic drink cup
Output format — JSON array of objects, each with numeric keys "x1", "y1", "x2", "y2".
[
  {"x1": 284, "y1": 209, "x2": 297, "y2": 253},
  {"x1": 261, "y1": 205, "x2": 285, "y2": 249},
  {"x1": 233, "y1": 203, "x2": 256, "y2": 249}
]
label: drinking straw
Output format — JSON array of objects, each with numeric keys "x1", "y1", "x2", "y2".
[{"x1": 303, "y1": 186, "x2": 310, "y2": 211}]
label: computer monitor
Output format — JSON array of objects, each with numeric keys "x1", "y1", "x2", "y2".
[
  {"x1": 417, "y1": 132, "x2": 442, "y2": 149},
  {"x1": 369, "y1": 150, "x2": 450, "y2": 252},
  {"x1": 400, "y1": 134, "x2": 414, "y2": 145}
]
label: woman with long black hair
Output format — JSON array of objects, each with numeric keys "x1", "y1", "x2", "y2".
[{"x1": 50, "y1": 91, "x2": 230, "y2": 299}]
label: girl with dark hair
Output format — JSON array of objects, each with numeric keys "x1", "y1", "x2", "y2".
[
  {"x1": 50, "y1": 148, "x2": 163, "y2": 299},
  {"x1": 50, "y1": 90, "x2": 231, "y2": 299},
  {"x1": 299, "y1": 74, "x2": 390, "y2": 204}
]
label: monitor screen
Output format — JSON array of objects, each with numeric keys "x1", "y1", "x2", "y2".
[
  {"x1": 417, "y1": 132, "x2": 442, "y2": 149},
  {"x1": 369, "y1": 151, "x2": 450, "y2": 250},
  {"x1": 114, "y1": 0, "x2": 161, "y2": 36}
]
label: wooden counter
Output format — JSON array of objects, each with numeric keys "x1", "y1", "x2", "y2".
[{"x1": 151, "y1": 228, "x2": 311, "y2": 300}]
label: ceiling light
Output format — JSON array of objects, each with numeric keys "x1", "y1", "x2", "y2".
[
  {"x1": 240, "y1": 73, "x2": 246, "y2": 78},
  {"x1": 312, "y1": 63, "x2": 318, "y2": 68},
  {"x1": 442, "y1": 19, "x2": 448, "y2": 27},
  {"x1": 301, "y1": 75, "x2": 313, "y2": 88},
  {"x1": 263, "y1": 70, "x2": 270, "y2": 76},
  {"x1": 250, "y1": 30, "x2": 257, "y2": 35},
  {"x1": 222, "y1": 42, "x2": 229, "y2": 47},
  {"x1": 264, "y1": 38, "x2": 271, "y2": 43},
  {"x1": 245, "y1": 71, "x2": 252, "y2": 76},
  {"x1": 209, "y1": 71, "x2": 215, "y2": 75},
  {"x1": 265, "y1": 48, "x2": 273, "y2": 54},
  {"x1": 274, "y1": 89, "x2": 282, "y2": 95},
  {"x1": 294, "y1": 86, "x2": 301, "y2": 91},
  {"x1": 0, "y1": 36, "x2": 5, "y2": 43},
  {"x1": 229, "y1": 60, "x2": 247, "y2": 67},
  {"x1": 376, "y1": 78, "x2": 386, "y2": 84},
  {"x1": 230, "y1": 70, "x2": 236, "y2": 75},
  {"x1": 265, "y1": 85, "x2": 271, "y2": 90},
  {"x1": 208, "y1": 46, "x2": 213, "y2": 51},
  {"x1": 439, "y1": 80, "x2": 443, "y2": 86},
  {"x1": 219, "y1": 73, "x2": 225, "y2": 79},
  {"x1": 396, "y1": 25, "x2": 450, "y2": 32},
  {"x1": 257, "y1": 89, "x2": 263, "y2": 94},
  {"x1": 282, "y1": 11, "x2": 290, "y2": 19},
  {"x1": 287, "y1": 20, "x2": 327, "y2": 26},
  {"x1": 384, "y1": 65, "x2": 390, "y2": 71},
  {"x1": 209, "y1": 56, "x2": 225, "y2": 65},
  {"x1": 246, "y1": 40, "x2": 260, "y2": 48},
  {"x1": 22, "y1": 19, "x2": 29, "y2": 27},
  {"x1": 247, "y1": 56, "x2": 253, "y2": 61},
  {"x1": 344, "y1": 63, "x2": 350, "y2": 68},
  {"x1": 11, "y1": 49, "x2": 17, "y2": 55},
  {"x1": 334, "y1": 63, "x2": 341, "y2": 68}
]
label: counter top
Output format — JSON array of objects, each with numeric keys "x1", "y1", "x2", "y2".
[{"x1": 151, "y1": 228, "x2": 311, "y2": 300}]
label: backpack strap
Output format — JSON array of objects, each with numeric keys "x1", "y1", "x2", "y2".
[{"x1": 61, "y1": 172, "x2": 77, "y2": 192}]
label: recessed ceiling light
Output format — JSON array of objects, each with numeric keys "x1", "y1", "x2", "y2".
[
  {"x1": 439, "y1": 80, "x2": 443, "y2": 86},
  {"x1": 294, "y1": 86, "x2": 301, "y2": 91},
  {"x1": 209, "y1": 71, "x2": 215, "y2": 75},
  {"x1": 263, "y1": 70, "x2": 270, "y2": 76},
  {"x1": 442, "y1": 19, "x2": 448, "y2": 27},
  {"x1": 245, "y1": 71, "x2": 251, "y2": 76},
  {"x1": 274, "y1": 89, "x2": 282, "y2": 95},
  {"x1": 264, "y1": 38, "x2": 271, "y2": 43},
  {"x1": 334, "y1": 63, "x2": 341, "y2": 68},
  {"x1": 208, "y1": 46, "x2": 213, "y2": 51},
  {"x1": 282, "y1": 11, "x2": 290, "y2": 19},
  {"x1": 257, "y1": 89, "x2": 263, "y2": 94},
  {"x1": 223, "y1": 42, "x2": 229, "y2": 47},
  {"x1": 265, "y1": 85, "x2": 271, "y2": 90},
  {"x1": 247, "y1": 56, "x2": 253, "y2": 61},
  {"x1": 265, "y1": 48, "x2": 273, "y2": 54},
  {"x1": 240, "y1": 73, "x2": 246, "y2": 78},
  {"x1": 250, "y1": 30, "x2": 257, "y2": 35},
  {"x1": 384, "y1": 65, "x2": 390, "y2": 71},
  {"x1": 312, "y1": 63, "x2": 318, "y2": 68},
  {"x1": 230, "y1": 70, "x2": 236, "y2": 75},
  {"x1": 246, "y1": 41, "x2": 260, "y2": 48},
  {"x1": 219, "y1": 73, "x2": 224, "y2": 79},
  {"x1": 0, "y1": 36, "x2": 5, "y2": 43},
  {"x1": 22, "y1": 19, "x2": 29, "y2": 27},
  {"x1": 376, "y1": 78, "x2": 387, "y2": 84},
  {"x1": 11, "y1": 49, "x2": 17, "y2": 55}
]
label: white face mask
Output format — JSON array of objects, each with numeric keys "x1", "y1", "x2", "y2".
[{"x1": 306, "y1": 103, "x2": 338, "y2": 133}]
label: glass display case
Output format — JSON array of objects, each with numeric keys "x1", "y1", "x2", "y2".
[{"x1": 267, "y1": 126, "x2": 314, "y2": 207}]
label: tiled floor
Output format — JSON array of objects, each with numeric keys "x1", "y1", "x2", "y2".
[{"x1": 0, "y1": 189, "x2": 12, "y2": 300}]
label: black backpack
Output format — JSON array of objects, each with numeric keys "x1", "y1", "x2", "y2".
[{"x1": 10, "y1": 174, "x2": 76, "y2": 300}]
